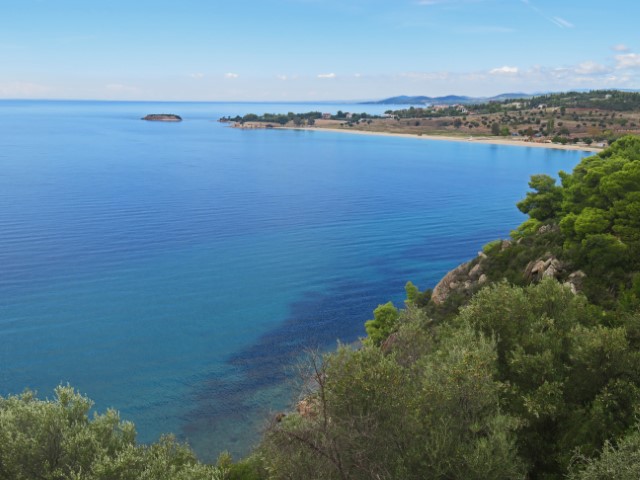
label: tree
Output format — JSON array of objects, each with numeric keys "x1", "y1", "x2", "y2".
[
  {"x1": 516, "y1": 174, "x2": 563, "y2": 221},
  {"x1": 242, "y1": 113, "x2": 258, "y2": 123},
  {"x1": 491, "y1": 122, "x2": 501, "y2": 135},
  {"x1": 568, "y1": 427, "x2": 640, "y2": 480},
  {"x1": 364, "y1": 301, "x2": 399, "y2": 346},
  {"x1": 547, "y1": 118, "x2": 555, "y2": 133},
  {"x1": 0, "y1": 386, "x2": 224, "y2": 480},
  {"x1": 457, "y1": 279, "x2": 640, "y2": 477},
  {"x1": 261, "y1": 326, "x2": 525, "y2": 480}
]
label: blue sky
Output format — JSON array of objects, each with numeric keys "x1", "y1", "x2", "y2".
[{"x1": 1, "y1": 0, "x2": 639, "y2": 101}]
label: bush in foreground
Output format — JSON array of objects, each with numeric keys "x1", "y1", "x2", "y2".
[{"x1": 0, "y1": 385, "x2": 227, "y2": 480}]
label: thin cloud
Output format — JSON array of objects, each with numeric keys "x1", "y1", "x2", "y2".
[
  {"x1": 612, "y1": 44, "x2": 630, "y2": 52},
  {"x1": 522, "y1": 1, "x2": 574, "y2": 29},
  {"x1": 276, "y1": 74, "x2": 288, "y2": 81},
  {"x1": 317, "y1": 73, "x2": 336, "y2": 79},
  {"x1": 574, "y1": 61, "x2": 609, "y2": 75},
  {"x1": 0, "y1": 81, "x2": 51, "y2": 97},
  {"x1": 551, "y1": 16, "x2": 574, "y2": 28},
  {"x1": 397, "y1": 71, "x2": 450, "y2": 81},
  {"x1": 615, "y1": 53, "x2": 640, "y2": 69},
  {"x1": 189, "y1": 73, "x2": 205, "y2": 79},
  {"x1": 489, "y1": 66, "x2": 519, "y2": 75},
  {"x1": 224, "y1": 72, "x2": 239, "y2": 79}
]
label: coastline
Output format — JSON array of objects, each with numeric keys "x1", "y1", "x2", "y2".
[
  {"x1": 279, "y1": 126, "x2": 602, "y2": 152},
  {"x1": 230, "y1": 122, "x2": 601, "y2": 153}
]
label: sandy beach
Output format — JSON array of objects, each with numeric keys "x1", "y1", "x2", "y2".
[
  {"x1": 279, "y1": 126, "x2": 603, "y2": 153},
  {"x1": 232, "y1": 122, "x2": 602, "y2": 153}
]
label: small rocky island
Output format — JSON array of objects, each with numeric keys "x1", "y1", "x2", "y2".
[{"x1": 141, "y1": 114, "x2": 182, "y2": 122}]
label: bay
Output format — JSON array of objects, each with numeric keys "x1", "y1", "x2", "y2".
[{"x1": 0, "y1": 100, "x2": 591, "y2": 460}]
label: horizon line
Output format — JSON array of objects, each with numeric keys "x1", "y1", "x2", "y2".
[{"x1": 1, "y1": 88, "x2": 637, "y2": 104}]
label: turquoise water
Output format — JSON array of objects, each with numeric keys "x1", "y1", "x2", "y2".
[{"x1": 0, "y1": 100, "x2": 590, "y2": 460}]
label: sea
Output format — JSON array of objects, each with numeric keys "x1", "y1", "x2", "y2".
[{"x1": 0, "y1": 100, "x2": 591, "y2": 461}]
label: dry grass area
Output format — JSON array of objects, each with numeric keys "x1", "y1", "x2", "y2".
[
  {"x1": 310, "y1": 108, "x2": 640, "y2": 143},
  {"x1": 231, "y1": 106, "x2": 640, "y2": 151}
]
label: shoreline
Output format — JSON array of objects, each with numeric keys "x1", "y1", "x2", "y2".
[{"x1": 278, "y1": 126, "x2": 602, "y2": 152}]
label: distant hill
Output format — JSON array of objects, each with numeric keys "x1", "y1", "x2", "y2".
[
  {"x1": 364, "y1": 90, "x2": 640, "y2": 106},
  {"x1": 363, "y1": 92, "x2": 534, "y2": 105}
]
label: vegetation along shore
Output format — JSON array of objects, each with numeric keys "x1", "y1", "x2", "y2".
[
  {"x1": 3, "y1": 133, "x2": 640, "y2": 479},
  {"x1": 222, "y1": 90, "x2": 640, "y2": 153}
]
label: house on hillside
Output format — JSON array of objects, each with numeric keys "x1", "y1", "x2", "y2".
[{"x1": 322, "y1": 113, "x2": 332, "y2": 120}]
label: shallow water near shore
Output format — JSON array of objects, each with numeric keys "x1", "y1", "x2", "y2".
[{"x1": 0, "y1": 100, "x2": 591, "y2": 460}]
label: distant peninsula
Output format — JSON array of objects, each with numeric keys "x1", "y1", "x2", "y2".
[
  {"x1": 222, "y1": 90, "x2": 640, "y2": 151},
  {"x1": 141, "y1": 114, "x2": 182, "y2": 122},
  {"x1": 363, "y1": 93, "x2": 534, "y2": 105}
]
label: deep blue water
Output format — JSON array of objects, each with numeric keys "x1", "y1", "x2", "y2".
[{"x1": 0, "y1": 100, "x2": 591, "y2": 460}]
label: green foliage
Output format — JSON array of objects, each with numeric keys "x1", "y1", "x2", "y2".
[
  {"x1": 529, "y1": 90, "x2": 640, "y2": 111},
  {"x1": 404, "y1": 281, "x2": 431, "y2": 308},
  {"x1": 220, "y1": 111, "x2": 381, "y2": 125},
  {"x1": 261, "y1": 320, "x2": 525, "y2": 479},
  {"x1": 569, "y1": 427, "x2": 640, "y2": 479},
  {"x1": 511, "y1": 217, "x2": 543, "y2": 239},
  {"x1": 482, "y1": 238, "x2": 503, "y2": 254},
  {"x1": 364, "y1": 301, "x2": 400, "y2": 346},
  {"x1": 0, "y1": 386, "x2": 226, "y2": 480},
  {"x1": 511, "y1": 136, "x2": 640, "y2": 305},
  {"x1": 516, "y1": 174, "x2": 563, "y2": 222},
  {"x1": 457, "y1": 279, "x2": 640, "y2": 478}
]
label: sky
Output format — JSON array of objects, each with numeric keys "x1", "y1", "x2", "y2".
[{"x1": 1, "y1": 0, "x2": 639, "y2": 101}]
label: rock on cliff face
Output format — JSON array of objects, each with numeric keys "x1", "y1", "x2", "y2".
[
  {"x1": 431, "y1": 257, "x2": 488, "y2": 305},
  {"x1": 524, "y1": 254, "x2": 564, "y2": 282},
  {"x1": 141, "y1": 114, "x2": 182, "y2": 122},
  {"x1": 431, "y1": 238, "x2": 587, "y2": 305}
]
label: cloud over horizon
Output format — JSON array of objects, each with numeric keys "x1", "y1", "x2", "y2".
[{"x1": 489, "y1": 66, "x2": 519, "y2": 75}]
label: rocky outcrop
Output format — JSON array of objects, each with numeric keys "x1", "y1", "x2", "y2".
[
  {"x1": 537, "y1": 224, "x2": 560, "y2": 235},
  {"x1": 296, "y1": 398, "x2": 318, "y2": 419},
  {"x1": 564, "y1": 270, "x2": 586, "y2": 294},
  {"x1": 431, "y1": 239, "x2": 587, "y2": 305},
  {"x1": 432, "y1": 257, "x2": 488, "y2": 305},
  {"x1": 429, "y1": 238, "x2": 517, "y2": 305},
  {"x1": 524, "y1": 254, "x2": 565, "y2": 282},
  {"x1": 524, "y1": 255, "x2": 587, "y2": 293},
  {"x1": 142, "y1": 114, "x2": 182, "y2": 122}
]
